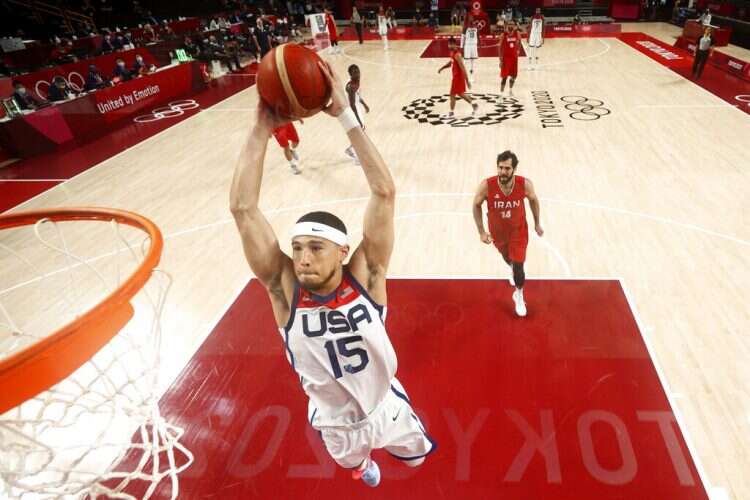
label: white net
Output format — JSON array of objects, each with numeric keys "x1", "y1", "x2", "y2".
[{"x1": 0, "y1": 214, "x2": 193, "y2": 499}]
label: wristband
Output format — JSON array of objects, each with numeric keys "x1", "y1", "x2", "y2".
[{"x1": 337, "y1": 107, "x2": 359, "y2": 132}]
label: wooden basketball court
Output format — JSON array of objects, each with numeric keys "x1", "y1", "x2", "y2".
[{"x1": 1, "y1": 22, "x2": 748, "y2": 499}]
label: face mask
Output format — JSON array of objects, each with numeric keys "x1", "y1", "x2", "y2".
[
  {"x1": 136, "y1": 57, "x2": 143, "y2": 63},
  {"x1": 18, "y1": 87, "x2": 26, "y2": 95},
  {"x1": 118, "y1": 62, "x2": 125, "y2": 67}
]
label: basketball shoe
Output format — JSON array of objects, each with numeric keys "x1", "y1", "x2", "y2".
[
  {"x1": 512, "y1": 289, "x2": 527, "y2": 317},
  {"x1": 352, "y1": 457, "x2": 381, "y2": 487}
]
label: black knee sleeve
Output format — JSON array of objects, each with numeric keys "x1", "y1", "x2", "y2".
[{"x1": 512, "y1": 262, "x2": 525, "y2": 288}]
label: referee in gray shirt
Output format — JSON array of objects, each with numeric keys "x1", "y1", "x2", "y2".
[
  {"x1": 351, "y1": 7, "x2": 364, "y2": 44},
  {"x1": 691, "y1": 27, "x2": 714, "y2": 80}
]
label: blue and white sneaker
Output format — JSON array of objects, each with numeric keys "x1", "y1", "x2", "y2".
[{"x1": 352, "y1": 458, "x2": 380, "y2": 487}]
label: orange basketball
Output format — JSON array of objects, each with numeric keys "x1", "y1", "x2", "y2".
[{"x1": 257, "y1": 43, "x2": 331, "y2": 118}]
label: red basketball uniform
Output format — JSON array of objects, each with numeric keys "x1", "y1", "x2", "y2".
[
  {"x1": 273, "y1": 122, "x2": 299, "y2": 148},
  {"x1": 326, "y1": 14, "x2": 338, "y2": 41},
  {"x1": 486, "y1": 175, "x2": 529, "y2": 262},
  {"x1": 500, "y1": 31, "x2": 521, "y2": 78},
  {"x1": 450, "y1": 49, "x2": 466, "y2": 96}
]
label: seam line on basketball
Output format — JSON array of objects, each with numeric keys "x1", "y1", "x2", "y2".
[{"x1": 275, "y1": 44, "x2": 305, "y2": 116}]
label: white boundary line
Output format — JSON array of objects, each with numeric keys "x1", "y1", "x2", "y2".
[{"x1": 619, "y1": 279, "x2": 723, "y2": 500}]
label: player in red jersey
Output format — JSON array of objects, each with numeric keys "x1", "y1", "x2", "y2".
[
  {"x1": 472, "y1": 150, "x2": 543, "y2": 317},
  {"x1": 272, "y1": 122, "x2": 301, "y2": 174},
  {"x1": 498, "y1": 21, "x2": 524, "y2": 96},
  {"x1": 438, "y1": 37, "x2": 478, "y2": 119},
  {"x1": 325, "y1": 8, "x2": 340, "y2": 54}
]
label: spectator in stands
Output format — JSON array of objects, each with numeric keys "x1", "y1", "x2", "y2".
[
  {"x1": 691, "y1": 26, "x2": 714, "y2": 80},
  {"x1": 101, "y1": 33, "x2": 115, "y2": 52},
  {"x1": 230, "y1": 11, "x2": 242, "y2": 23},
  {"x1": 413, "y1": 7, "x2": 424, "y2": 26},
  {"x1": 428, "y1": 11, "x2": 438, "y2": 31},
  {"x1": 210, "y1": 18, "x2": 221, "y2": 30},
  {"x1": 162, "y1": 24, "x2": 177, "y2": 40},
  {"x1": 451, "y1": 5, "x2": 460, "y2": 27},
  {"x1": 12, "y1": 81, "x2": 46, "y2": 111},
  {"x1": 112, "y1": 58, "x2": 132, "y2": 82},
  {"x1": 183, "y1": 35, "x2": 201, "y2": 58},
  {"x1": 85, "y1": 64, "x2": 110, "y2": 90},
  {"x1": 131, "y1": 53, "x2": 148, "y2": 77},
  {"x1": 47, "y1": 76, "x2": 79, "y2": 102},
  {"x1": 113, "y1": 33, "x2": 126, "y2": 50},
  {"x1": 123, "y1": 32, "x2": 135, "y2": 48},
  {"x1": 143, "y1": 23, "x2": 158, "y2": 42}
]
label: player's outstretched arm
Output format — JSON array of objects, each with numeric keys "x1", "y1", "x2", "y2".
[
  {"x1": 230, "y1": 102, "x2": 295, "y2": 296},
  {"x1": 525, "y1": 178, "x2": 544, "y2": 236},
  {"x1": 473, "y1": 180, "x2": 493, "y2": 244},
  {"x1": 319, "y1": 61, "x2": 395, "y2": 302}
]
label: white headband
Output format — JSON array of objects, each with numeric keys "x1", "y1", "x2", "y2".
[{"x1": 291, "y1": 221, "x2": 348, "y2": 246}]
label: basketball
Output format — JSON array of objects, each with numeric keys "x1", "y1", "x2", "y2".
[{"x1": 257, "y1": 43, "x2": 331, "y2": 118}]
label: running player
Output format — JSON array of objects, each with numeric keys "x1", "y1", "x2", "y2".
[
  {"x1": 272, "y1": 122, "x2": 301, "y2": 174},
  {"x1": 462, "y1": 25, "x2": 479, "y2": 83},
  {"x1": 230, "y1": 62, "x2": 435, "y2": 488},
  {"x1": 438, "y1": 37, "x2": 478, "y2": 118},
  {"x1": 528, "y1": 8, "x2": 545, "y2": 69},
  {"x1": 325, "y1": 8, "x2": 340, "y2": 54},
  {"x1": 377, "y1": 6, "x2": 389, "y2": 50},
  {"x1": 472, "y1": 150, "x2": 544, "y2": 317},
  {"x1": 344, "y1": 64, "x2": 370, "y2": 164},
  {"x1": 498, "y1": 21, "x2": 523, "y2": 96}
]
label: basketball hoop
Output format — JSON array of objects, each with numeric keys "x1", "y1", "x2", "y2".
[{"x1": 0, "y1": 208, "x2": 193, "y2": 499}]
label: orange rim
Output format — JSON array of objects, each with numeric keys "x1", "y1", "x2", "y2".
[{"x1": 0, "y1": 208, "x2": 163, "y2": 415}]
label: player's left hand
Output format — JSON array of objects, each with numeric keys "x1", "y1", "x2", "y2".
[
  {"x1": 535, "y1": 224, "x2": 544, "y2": 237},
  {"x1": 317, "y1": 61, "x2": 348, "y2": 117},
  {"x1": 364, "y1": 105, "x2": 370, "y2": 113}
]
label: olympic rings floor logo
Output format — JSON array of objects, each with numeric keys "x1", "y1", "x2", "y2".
[
  {"x1": 134, "y1": 100, "x2": 200, "y2": 123},
  {"x1": 560, "y1": 96, "x2": 611, "y2": 121}
]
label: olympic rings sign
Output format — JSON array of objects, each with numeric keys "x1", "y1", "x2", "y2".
[
  {"x1": 471, "y1": 1, "x2": 482, "y2": 12},
  {"x1": 34, "y1": 72, "x2": 86, "y2": 99},
  {"x1": 133, "y1": 100, "x2": 200, "y2": 123},
  {"x1": 735, "y1": 95, "x2": 750, "y2": 107},
  {"x1": 560, "y1": 95, "x2": 611, "y2": 121}
]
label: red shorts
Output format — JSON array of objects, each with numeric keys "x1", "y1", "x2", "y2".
[
  {"x1": 490, "y1": 224, "x2": 528, "y2": 263},
  {"x1": 450, "y1": 78, "x2": 466, "y2": 96},
  {"x1": 272, "y1": 123, "x2": 299, "y2": 148},
  {"x1": 500, "y1": 56, "x2": 518, "y2": 79}
]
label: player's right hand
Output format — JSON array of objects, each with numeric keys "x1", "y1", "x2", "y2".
[{"x1": 480, "y1": 231, "x2": 493, "y2": 244}]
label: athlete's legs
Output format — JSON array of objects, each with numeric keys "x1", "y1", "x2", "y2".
[
  {"x1": 512, "y1": 261, "x2": 525, "y2": 289},
  {"x1": 501, "y1": 76, "x2": 508, "y2": 92},
  {"x1": 449, "y1": 95, "x2": 457, "y2": 111}
]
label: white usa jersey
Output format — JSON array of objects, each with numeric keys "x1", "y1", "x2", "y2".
[
  {"x1": 377, "y1": 14, "x2": 388, "y2": 35},
  {"x1": 529, "y1": 15, "x2": 544, "y2": 47},
  {"x1": 465, "y1": 27, "x2": 478, "y2": 46},
  {"x1": 280, "y1": 268, "x2": 397, "y2": 427}
]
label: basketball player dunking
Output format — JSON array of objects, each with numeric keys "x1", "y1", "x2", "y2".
[
  {"x1": 472, "y1": 150, "x2": 543, "y2": 317},
  {"x1": 498, "y1": 21, "x2": 523, "y2": 96},
  {"x1": 528, "y1": 8, "x2": 545, "y2": 69},
  {"x1": 230, "y1": 62, "x2": 436, "y2": 488},
  {"x1": 438, "y1": 37, "x2": 478, "y2": 118},
  {"x1": 272, "y1": 122, "x2": 302, "y2": 174},
  {"x1": 344, "y1": 64, "x2": 370, "y2": 165}
]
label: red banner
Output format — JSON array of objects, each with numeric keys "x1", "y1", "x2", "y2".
[
  {"x1": 13, "y1": 48, "x2": 158, "y2": 100},
  {"x1": 0, "y1": 62, "x2": 206, "y2": 158}
]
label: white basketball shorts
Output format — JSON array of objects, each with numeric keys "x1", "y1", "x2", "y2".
[
  {"x1": 464, "y1": 43, "x2": 478, "y2": 60},
  {"x1": 311, "y1": 378, "x2": 436, "y2": 469}
]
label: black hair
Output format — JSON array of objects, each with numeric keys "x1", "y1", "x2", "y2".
[
  {"x1": 12, "y1": 80, "x2": 22, "y2": 87},
  {"x1": 347, "y1": 64, "x2": 359, "y2": 75},
  {"x1": 497, "y1": 150, "x2": 519, "y2": 168},
  {"x1": 296, "y1": 211, "x2": 347, "y2": 234},
  {"x1": 448, "y1": 37, "x2": 457, "y2": 45}
]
